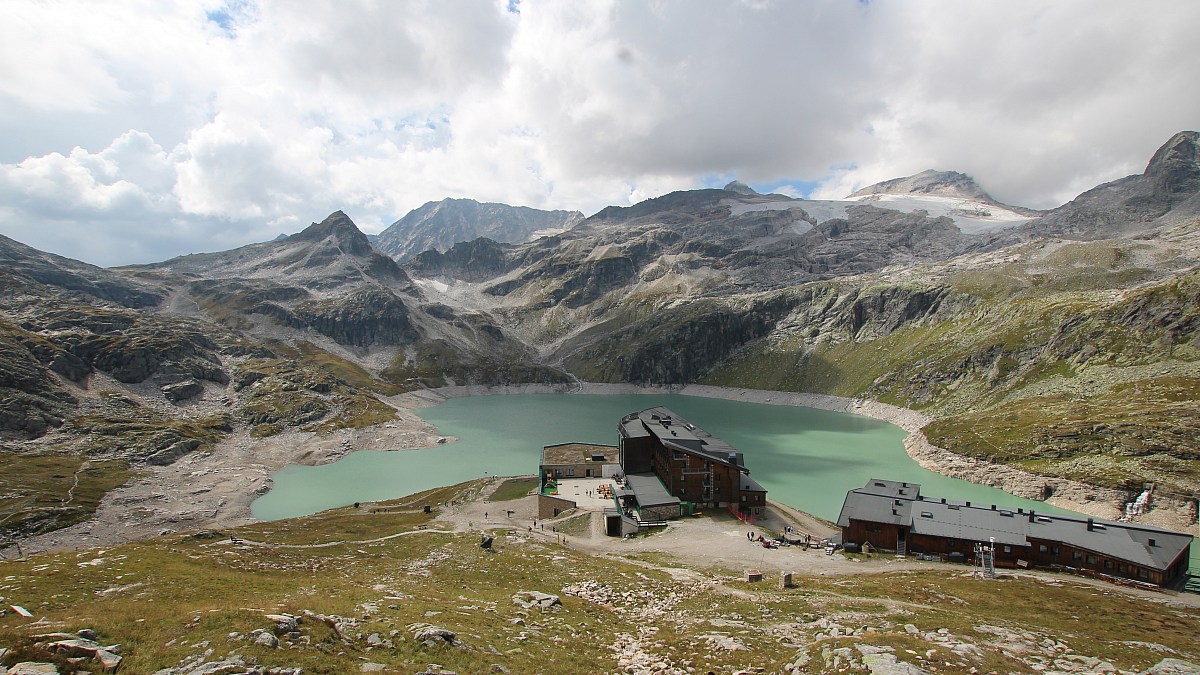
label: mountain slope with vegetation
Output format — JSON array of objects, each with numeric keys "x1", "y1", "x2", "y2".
[{"x1": 1, "y1": 132, "x2": 1198, "y2": 549}]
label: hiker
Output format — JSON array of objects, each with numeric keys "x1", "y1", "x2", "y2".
[{"x1": 485, "y1": 511, "x2": 488, "y2": 520}]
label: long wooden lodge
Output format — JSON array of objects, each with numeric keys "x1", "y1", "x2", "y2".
[{"x1": 838, "y1": 479, "x2": 1192, "y2": 587}]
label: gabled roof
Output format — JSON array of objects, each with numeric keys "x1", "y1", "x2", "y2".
[
  {"x1": 621, "y1": 407, "x2": 746, "y2": 470},
  {"x1": 839, "y1": 480, "x2": 1193, "y2": 572},
  {"x1": 740, "y1": 473, "x2": 767, "y2": 493}
]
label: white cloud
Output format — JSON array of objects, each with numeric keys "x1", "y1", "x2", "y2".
[{"x1": 0, "y1": 0, "x2": 1197, "y2": 266}]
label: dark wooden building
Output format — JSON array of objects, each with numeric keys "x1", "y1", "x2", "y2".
[
  {"x1": 838, "y1": 479, "x2": 1193, "y2": 587},
  {"x1": 618, "y1": 407, "x2": 767, "y2": 519}
]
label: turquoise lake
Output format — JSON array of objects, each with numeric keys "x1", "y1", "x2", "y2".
[{"x1": 251, "y1": 393, "x2": 1077, "y2": 522}]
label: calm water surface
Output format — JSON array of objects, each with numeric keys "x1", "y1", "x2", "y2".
[{"x1": 251, "y1": 394, "x2": 1076, "y2": 522}]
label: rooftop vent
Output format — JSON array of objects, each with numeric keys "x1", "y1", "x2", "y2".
[
  {"x1": 874, "y1": 481, "x2": 886, "y2": 487},
  {"x1": 591, "y1": 454, "x2": 605, "y2": 462},
  {"x1": 948, "y1": 505, "x2": 960, "y2": 510},
  {"x1": 1000, "y1": 510, "x2": 1014, "y2": 517},
  {"x1": 920, "y1": 511, "x2": 933, "y2": 518},
  {"x1": 1036, "y1": 516, "x2": 1052, "y2": 523}
]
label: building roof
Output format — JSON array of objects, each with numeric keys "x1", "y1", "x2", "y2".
[
  {"x1": 625, "y1": 472, "x2": 681, "y2": 509},
  {"x1": 837, "y1": 486, "x2": 913, "y2": 529},
  {"x1": 541, "y1": 443, "x2": 618, "y2": 466},
  {"x1": 838, "y1": 479, "x2": 1193, "y2": 571},
  {"x1": 1026, "y1": 512, "x2": 1191, "y2": 571},
  {"x1": 740, "y1": 473, "x2": 767, "y2": 493},
  {"x1": 621, "y1": 407, "x2": 745, "y2": 469}
]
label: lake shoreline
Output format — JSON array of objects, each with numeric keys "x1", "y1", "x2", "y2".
[
  {"x1": 411, "y1": 382, "x2": 1194, "y2": 533},
  {"x1": 9, "y1": 381, "x2": 1190, "y2": 557}
]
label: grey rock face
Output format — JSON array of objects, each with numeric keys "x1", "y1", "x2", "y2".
[
  {"x1": 990, "y1": 130, "x2": 1200, "y2": 244},
  {"x1": 376, "y1": 197, "x2": 584, "y2": 261}
]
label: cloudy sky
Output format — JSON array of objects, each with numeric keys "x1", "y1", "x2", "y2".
[{"x1": 1, "y1": 0, "x2": 1196, "y2": 267}]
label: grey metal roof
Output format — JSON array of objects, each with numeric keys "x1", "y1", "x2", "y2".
[
  {"x1": 740, "y1": 474, "x2": 767, "y2": 493},
  {"x1": 633, "y1": 407, "x2": 744, "y2": 468},
  {"x1": 625, "y1": 472, "x2": 681, "y2": 509},
  {"x1": 619, "y1": 414, "x2": 651, "y2": 439},
  {"x1": 1026, "y1": 513, "x2": 1192, "y2": 571},
  {"x1": 839, "y1": 480, "x2": 1193, "y2": 571},
  {"x1": 911, "y1": 500, "x2": 1029, "y2": 547},
  {"x1": 837, "y1": 490, "x2": 912, "y2": 528}
]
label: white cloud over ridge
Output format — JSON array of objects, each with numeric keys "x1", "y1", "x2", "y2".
[{"x1": 0, "y1": 0, "x2": 1197, "y2": 266}]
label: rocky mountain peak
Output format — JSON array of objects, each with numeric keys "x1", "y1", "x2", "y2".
[
  {"x1": 850, "y1": 169, "x2": 993, "y2": 202},
  {"x1": 723, "y1": 180, "x2": 759, "y2": 196},
  {"x1": 1144, "y1": 131, "x2": 1199, "y2": 174},
  {"x1": 291, "y1": 211, "x2": 374, "y2": 257},
  {"x1": 375, "y1": 198, "x2": 584, "y2": 262},
  {"x1": 1143, "y1": 131, "x2": 1200, "y2": 200}
]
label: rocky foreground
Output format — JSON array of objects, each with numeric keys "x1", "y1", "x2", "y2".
[{"x1": 1, "y1": 478, "x2": 1198, "y2": 674}]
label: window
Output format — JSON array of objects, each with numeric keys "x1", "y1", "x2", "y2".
[
  {"x1": 1052, "y1": 547, "x2": 1060, "y2": 555},
  {"x1": 741, "y1": 495, "x2": 746, "y2": 502},
  {"x1": 1086, "y1": 555, "x2": 1097, "y2": 565},
  {"x1": 1104, "y1": 560, "x2": 1113, "y2": 569},
  {"x1": 1072, "y1": 552, "x2": 1083, "y2": 561},
  {"x1": 567, "y1": 468, "x2": 574, "y2": 476},
  {"x1": 1038, "y1": 544, "x2": 1048, "y2": 553},
  {"x1": 1003, "y1": 545, "x2": 1012, "y2": 553}
]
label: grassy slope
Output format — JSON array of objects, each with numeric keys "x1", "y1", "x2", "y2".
[
  {"x1": 704, "y1": 255, "x2": 1200, "y2": 492},
  {"x1": 1, "y1": 482, "x2": 1197, "y2": 674}
]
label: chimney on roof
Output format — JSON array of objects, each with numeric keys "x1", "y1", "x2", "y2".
[
  {"x1": 965, "y1": 501, "x2": 971, "y2": 507},
  {"x1": 1028, "y1": 510, "x2": 1036, "y2": 522},
  {"x1": 1087, "y1": 518, "x2": 1094, "y2": 532},
  {"x1": 940, "y1": 498, "x2": 946, "y2": 504},
  {"x1": 1149, "y1": 538, "x2": 1157, "y2": 547},
  {"x1": 991, "y1": 505, "x2": 996, "y2": 510}
]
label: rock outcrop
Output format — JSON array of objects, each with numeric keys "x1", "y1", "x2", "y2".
[{"x1": 374, "y1": 197, "x2": 583, "y2": 262}]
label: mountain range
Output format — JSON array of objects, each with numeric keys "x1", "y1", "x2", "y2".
[{"x1": 1, "y1": 131, "x2": 1198, "y2": 543}]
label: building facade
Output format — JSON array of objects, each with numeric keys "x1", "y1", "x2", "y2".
[
  {"x1": 618, "y1": 407, "x2": 766, "y2": 518},
  {"x1": 838, "y1": 479, "x2": 1193, "y2": 587}
]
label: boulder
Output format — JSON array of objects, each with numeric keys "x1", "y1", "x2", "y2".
[
  {"x1": 408, "y1": 622, "x2": 469, "y2": 650},
  {"x1": 511, "y1": 591, "x2": 561, "y2": 610},
  {"x1": 7, "y1": 665, "x2": 60, "y2": 675},
  {"x1": 253, "y1": 632, "x2": 279, "y2": 648},
  {"x1": 162, "y1": 379, "x2": 204, "y2": 403}
]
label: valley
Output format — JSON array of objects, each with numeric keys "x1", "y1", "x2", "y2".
[{"x1": 1, "y1": 132, "x2": 1198, "y2": 591}]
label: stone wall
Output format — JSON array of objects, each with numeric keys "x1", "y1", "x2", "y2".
[{"x1": 539, "y1": 494, "x2": 577, "y2": 519}]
